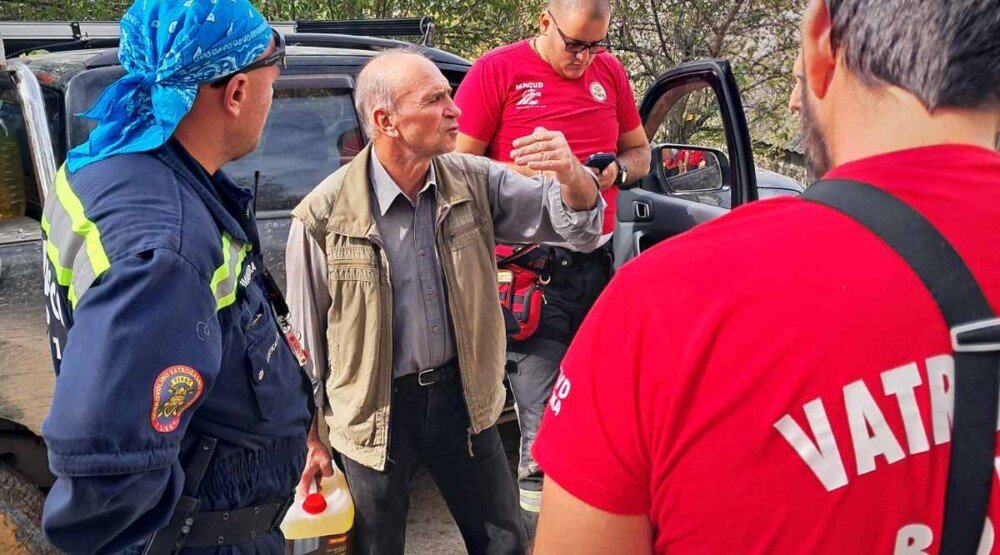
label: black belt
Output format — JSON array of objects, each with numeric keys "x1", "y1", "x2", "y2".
[
  {"x1": 396, "y1": 359, "x2": 459, "y2": 388},
  {"x1": 182, "y1": 497, "x2": 293, "y2": 548},
  {"x1": 143, "y1": 437, "x2": 293, "y2": 554},
  {"x1": 550, "y1": 243, "x2": 611, "y2": 267}
]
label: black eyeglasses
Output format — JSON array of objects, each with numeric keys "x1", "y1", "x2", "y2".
[
  {"x1": 210, "y1": 30, "x2": 286, "y2": 88},
  {"x1": 547, "y1": 11, "x2": 610, "y2": 55}
]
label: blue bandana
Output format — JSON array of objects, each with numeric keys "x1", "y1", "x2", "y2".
[{"x1": 67, "y1": 0, "x2": 272, "y2": 172}]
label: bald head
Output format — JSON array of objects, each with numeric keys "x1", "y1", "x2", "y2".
[
  {"x1": 547, "y1": 0, "x2": 610, "y2": 20},
  {"x1": 355, "y1": 47, "x2": 432, "y2": 137}
]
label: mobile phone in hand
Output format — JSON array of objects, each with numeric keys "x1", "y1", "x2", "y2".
[{"x1": 583, "y1": 152, "x2": 616, "y2": 171}]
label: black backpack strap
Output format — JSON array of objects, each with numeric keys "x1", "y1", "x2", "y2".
[{"x1": 803, "y1": 179, "x2": 1000, "y2": 554}]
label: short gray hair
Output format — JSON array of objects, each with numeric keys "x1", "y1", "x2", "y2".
[
  {"x1": 827, "y1": 0, "x2": 1000, "y2": 111},
  {"x1": 354, "y1": 46, "x2": 428, "y2": 137},
  {"x1": 547, "y1": 0, "x2": 610, "y2": 20}
]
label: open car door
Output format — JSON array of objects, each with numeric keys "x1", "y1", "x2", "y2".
[{"x1": 613, "y1": 59, "x2": 757, "y2": 268}]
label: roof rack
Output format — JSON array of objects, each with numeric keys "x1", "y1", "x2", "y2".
[
  {"x1": 1, "y1": 17, "x2": 435, "y2": 57},
  {"x1": 0, "y1": 21, "x2": 121, "y2": 57},
  {"x1": 295, "y1": 17, "x2": 434, "y2": 45}
]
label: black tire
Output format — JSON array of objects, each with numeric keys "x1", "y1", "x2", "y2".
[{"x1": 0, "y1": 462, "x2": 57, "y2": 554}]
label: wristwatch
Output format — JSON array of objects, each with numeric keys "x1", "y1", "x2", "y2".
[{"x1": 613, "y1": 159, "x2": 628, "y2": 187}]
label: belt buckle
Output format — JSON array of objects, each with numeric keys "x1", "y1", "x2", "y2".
[{"x1": 417, "y1": 368, "x2": 438, "y2": 387}]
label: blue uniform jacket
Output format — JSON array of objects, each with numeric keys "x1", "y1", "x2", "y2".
[{"x1": 40, "y1": 138, "x2": 313, "y2": 554}]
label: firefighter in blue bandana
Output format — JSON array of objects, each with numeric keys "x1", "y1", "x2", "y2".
[{"x1": 39, "y1": 1, "x2": 312, "y2": 552}]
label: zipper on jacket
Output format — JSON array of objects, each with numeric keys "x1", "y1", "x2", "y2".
[
  {"x1": 372, "y1": 241, "x2": 395, "y2": 471},
  {"x1": 435, "y1": 203, "x2": 481, "y2": 437}
]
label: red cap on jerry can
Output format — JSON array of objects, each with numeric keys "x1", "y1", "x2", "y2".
[{"x1": 303, "y1": 493, "x2": 327, "y2": 514}]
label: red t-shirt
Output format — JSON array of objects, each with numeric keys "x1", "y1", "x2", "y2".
[
  {"x1": 454, "y1": 40, "x2": 643, "y2": 235},
  {"x1": 533, "y1": 144, "x2": 1000, "y2": 553},
  {"x1": 679, "y1": 148, "x2": 705, "y2": 167}
]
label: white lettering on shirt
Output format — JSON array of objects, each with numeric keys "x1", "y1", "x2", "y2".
[
  {"x1": 775, "y1": 354, "x2": 971, "y2": 491},
  {"x1": 514, "y1": 82, "x2": 544, "y2": 108},
  {"x1": 927, "y1": 354, "x2": 954, "y2": 445},
  {"x1": 882, "y1": 363, "x2": 930, "y2": 455},
  {"x1": 893, "y1": 524, "x2": 933, "y2": 555},
  {"x1": 265, "y1": 330, "x2": 280, "y2": 363},
  {"x1": 240, "y1": 260, "x2": 257, "y2": 288},
  {"x1": 548, "y1": 372, "x2": 572, "y2": 416},
  {"x1": 892, "y1": 518, "x2": 994, "y2": 555},
  {"x1": 845, "y1": 379, "x2": 906, "y2": 475},
  {"x1": 773, "y1": 399, "x2": 849, "y2": 491},
  {"x1": 979, "y1": 518, "x2": 995, "y2": 555}
]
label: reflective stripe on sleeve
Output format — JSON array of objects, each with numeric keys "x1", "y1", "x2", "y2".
[
  {"x1": 41, "y1": 166, "x2": 111, "y2": 307},
  {"x1": 210, "y1": 231, "x2": 248, "y2": 311},
  {"x1": 519, "y1": 487, "x2": 542, "y2": 513}
]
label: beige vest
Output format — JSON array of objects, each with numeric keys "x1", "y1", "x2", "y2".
[{"x1": 291, "y1": 145, "x2": 506, "y2": 470}]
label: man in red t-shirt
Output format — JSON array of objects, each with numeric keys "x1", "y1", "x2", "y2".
[
  {"x1": 531, "y1": 0, "x2": 1000, "y2": 553},
  {"x1": 453, "y1": 0, "x2": 650, "y2": 535}
]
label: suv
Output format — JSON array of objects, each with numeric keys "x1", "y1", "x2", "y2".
[{"x1": 0, "y1": 20, "x2": 800, "y2": 551}]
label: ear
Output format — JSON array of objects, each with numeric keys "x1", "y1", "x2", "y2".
[
  {"x1": 539, "y1": 10, "x2": 552, "y2": 34},
  {"x1": 801, "y1": 0, "x2": 835, "y2": 100},
  {"x1": 373, "y1": 107, "x2": 397, "y2": 137},
  {"x1": 222, "y1": 75, "x2": 251, "y2": 117}
]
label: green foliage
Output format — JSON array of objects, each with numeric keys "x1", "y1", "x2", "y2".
[
  {"x1": 610, "y1": 0, "x2": 806, "y2": 174},
  {"x1": 1, "y1": 0, "x2": 805, "y2": 174},
  {"x1": 0, "y1": 0, "x2": 542, "y2": 59}
]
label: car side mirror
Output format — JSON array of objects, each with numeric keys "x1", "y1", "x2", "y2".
[{"x1": 654, "y1": 144, "x2": 728, "y2": 193}]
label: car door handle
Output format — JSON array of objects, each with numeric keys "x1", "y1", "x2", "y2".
[
  {"x1": 632, "y1": 231, "x2": 646, "y2": 257},
  {"x1": 633, "y1": 201, "x2": 652, "y2": 222}
]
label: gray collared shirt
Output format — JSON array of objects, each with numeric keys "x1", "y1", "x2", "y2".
[
  {"x1": 368, "y1": 150, "x2": 455, "y2": 378},
  {"x1": 286, "y1": 150, "x2": 605, "y2": 405}
]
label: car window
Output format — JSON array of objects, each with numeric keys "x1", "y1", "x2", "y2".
[
  {"x1": 0, "y1": 75, "x2": 42, "y2": 222},
  {"x1": 224, "y1": 86, "x2": 362, "y2": 212},
  {"x1": 642, "y1": 80, "x2": 734, "y2": 209},
  {"x1": 66, "y1": 69, "x2": 363, "y2": 214},
  {"x1": 42, "y1": 86, "x2": 65, "y2": 167}
]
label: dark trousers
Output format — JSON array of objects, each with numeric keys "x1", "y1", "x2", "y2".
[
  {"x1": 340, "y1": 373, "x2": 527, "y2": 555},
  {"x1": 506, "y1": 246, "x2": 611, "y2": 537}
]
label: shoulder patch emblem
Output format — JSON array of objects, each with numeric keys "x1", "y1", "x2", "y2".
[
  {"x1": 589, "y1": 81, "x2": 607, "y2": 103},
  {"x1": 151, "y1": 366, "x2": 204, "y2": 433}
]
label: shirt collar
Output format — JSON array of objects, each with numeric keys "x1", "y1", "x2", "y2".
[
  {"x1": 369, "y1": 148, "x2": 437, "y2": 216},
  {"x1": 156, "y1": 138, "x2": 251, "y2": 243}
]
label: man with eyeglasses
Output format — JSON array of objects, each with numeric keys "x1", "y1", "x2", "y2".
[
  {"x1": 40, "y1": 1, "x2": 312, "y2": 553},
  {"x1": 454, "y1": 0, "x2": 650, "y2": 537}
]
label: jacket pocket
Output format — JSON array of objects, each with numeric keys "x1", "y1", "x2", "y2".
[
  {"x1": 449, "y1": 223, "x2": 484, "y2": 251},
  {"x1": 244, "y1": 296, "x2": 298, "y2": 421},
  {"x1": 327, "y1": 245, "x2": 379, "y2": 283}
]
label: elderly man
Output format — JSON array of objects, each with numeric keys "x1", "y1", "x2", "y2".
[
  {"x1": 453, "y1": 0, "x2": 649, "y2": 532},
  {"x1": 40, "y1": 1, "x2": 312, "y2": 553},
  {"x1": 286, "y1": 48, "x2": 603, "y2": 554},
  {"x1": 531, "y1": 0, "x2": 1000, "y2": 553}
]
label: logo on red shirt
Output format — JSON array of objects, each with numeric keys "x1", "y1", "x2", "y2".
[
  {"x1": 589, "y1": 81, "x2": 607, "y2": 103},
  {"x1": 515, "y1": 81, "x2": 544, "y2": 109},
  {"x1": 548, "y1": 372, "x2": 572, "y2": 415}
]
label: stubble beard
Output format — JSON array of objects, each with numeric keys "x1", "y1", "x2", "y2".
[{"x1": 799, "y1": 84, "x2": 832, "y2": 179}]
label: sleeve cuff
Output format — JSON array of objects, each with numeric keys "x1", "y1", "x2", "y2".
[
  {"x1": 48, "y1": 443, "x2": 178, "y2": 477},
  {"x1": 546, "y1": 180, "x2": 605, "y2": 250},
  {"x1": 532, "y1": 435, "x2": 649, "y2": 516}
]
